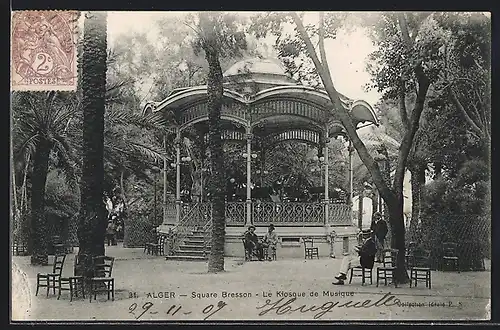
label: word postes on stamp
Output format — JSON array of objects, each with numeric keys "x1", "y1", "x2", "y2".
[{"x1": 11, "y1": 11, "x2": 79, "y2": 91}]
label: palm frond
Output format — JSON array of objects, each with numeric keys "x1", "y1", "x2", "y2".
[
  {"x1": 14, "y1": 133, "x2": 39, "y2": 160},
  {"x1": 52, "y1": 136, "x2": 79, "y2": 188},
  {"x1": 119, "y1": 141, "x2": 167, "y2": 163},
  {"x1": 106, "y1": 107, "x2": 169, "y2": 131}
]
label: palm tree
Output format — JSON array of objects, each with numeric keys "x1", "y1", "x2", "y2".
[
  {"x1": 12, "y1": 91, "x2": 79, "y2": 265},
  {"x1": 77, "y1": 12, "x2": 171, "y2": 276},
  {"x1": 12, "y1": 90, "x2": 167, "y2": 268},
  {"x1": 194, "y1": 12, "x2": 247, "y2": 272},
  {"x1": 77, "y1": 11, "x2": 108, "y2": 277}
]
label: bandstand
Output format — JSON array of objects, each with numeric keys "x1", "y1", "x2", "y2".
[{"x1": 143, "y1": 58, "x2": 378, "y2": 259}]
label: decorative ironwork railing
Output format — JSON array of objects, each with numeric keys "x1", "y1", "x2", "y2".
[
  {"x1": 168, "y1": 202, "x2": 352, "y2": 244},
  {"x1": 225, "y1": 202, "x2": 246, "y2": 226},
  {"x1": 327, "y1": 203, "x2": 352, "y2": 225},
  {"x1": 171, "y1": 202, "x2": 212, "y2": 254},
  {"x1": 266, "y1": 129, "x2": 321, "y2": 148},
  {"x1": 252, "y1": 202, "x2": 325, "y2": 226},
  {"x1": 252, "y1": 100, "x2": 327, "y2": 123}
]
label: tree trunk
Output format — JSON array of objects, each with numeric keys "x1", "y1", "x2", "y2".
[
  {"x1": 30, "y1": 138, "x2": 52, "y2": 265},
  {"x1": 119, "y1": 170, "x2": 129, "y2": 232},
  {"x1": 20, "y1": 155, "x2": 31, "y2": 254},
  {"x1": 371, "y1": 191, "x2": 378, "y2": 215},
  {"x1": 408, "y1": 163, "x2": 425, "y2": 242},
  {"x1": 77, "y1": 11, "x2": 108, "y2": 280},
  {"x1": 200, "y1": 14, "x2": 226, "y2": 273},
  {"x1": 20, "y1": 154, "x2": 30, "y2": 213},
  {"x1": 387, "y1": 197, "x2": 408, "y2": 284}
]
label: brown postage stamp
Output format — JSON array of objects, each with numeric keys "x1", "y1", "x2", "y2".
[{"x1": 11, "y1": 11, "x2": 79, "y2": 91}]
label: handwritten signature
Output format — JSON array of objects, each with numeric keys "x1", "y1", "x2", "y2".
[
  {"x1": 128, "y1": 292, "x2": 402, "y2": 320},
  {"x1": 128, "y1": 300, "x2": 227, "y2": 320},
  {"x1": 256, "y1": 292, "x2": 401, "y2": 319}
]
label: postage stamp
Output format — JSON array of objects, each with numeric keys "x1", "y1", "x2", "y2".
[{"x1": 10, "y1": 11, "x2": 79, "y2": 91}]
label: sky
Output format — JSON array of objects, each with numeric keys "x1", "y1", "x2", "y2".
[{"x1": 105, "y1": 11, "x2": 381, "y2": 106}]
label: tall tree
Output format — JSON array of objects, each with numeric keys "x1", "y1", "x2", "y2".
[
  {"x1": 438, "y1": 13, "x2": 490, "y2": 148},
  {"x1": 77, "y1": 11, "x2": 108, "y2": 277},
  {"x1": 192, "y1": 12, "x2": 246, "y2": 272},
  {"x1": 250, "y1": 12, "x2": 447, "y2": 283},
  {"x1": 12, "y1": 91, "x2": 79, "y2": 265}
]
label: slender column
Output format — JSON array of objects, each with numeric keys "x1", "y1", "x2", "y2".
[
  {"x1": 324, "y1": 138, "x2": 330, "y2": 225},
  {"x1": 175, "y1": 130, "x2": 181, "y2": 224},
  {"x1": 260, "y1": 149, "x2": 265, "y2": 186},
  {"x1": 245, "y1": 131, "x2": 253, "y2": 226},
  {"x1": 163, "y1": 134, "x2": 168, "y2": 225},
  {"x1": 348, "y1": 139, "x2": 354, "y2": 213},
  {"x1": 200, "y1": 168, "x2": 204, "y2": 203}
]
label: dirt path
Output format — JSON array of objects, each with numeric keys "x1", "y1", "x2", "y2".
[{"x1": 11, "y1": 247, "x2": 491, "y2": 321}]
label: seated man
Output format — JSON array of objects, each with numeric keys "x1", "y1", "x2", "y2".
[
  {"x1": 332, "y1": 231, "x2": 378, "y2": 285},
  {"x1": 261, "y1": 224, "x2": 278, "y2": 261},
  {"x1": 243, "y1": 225, "x2": 264, "y2": 261}
]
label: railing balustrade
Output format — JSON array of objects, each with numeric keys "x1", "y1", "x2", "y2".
[
  {"x1": 253, "y1": 202, "x2": 325, "y2": 226},
  {"x1": 164, "y1": 201, "x2": 351, "y2": 232},
  {"x1": 171, "y1": 202, "x2": 211, "y2": 254},
  {"x1": 327, "y1": 203, "x2": 352, "y2": 225},
  {"x1": 225, "y1": 202, "x2": 246, "y2": 226}
]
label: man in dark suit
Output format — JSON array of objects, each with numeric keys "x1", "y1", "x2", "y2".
[
  {"x1": 332, "y1": 231, "x2": 378, "y2": 285},
  {"x1": 371, "y1": 212, "x2": 388, "y2": 262},
  {"x1": 244, "y1": 225, "x2": 264, "y2": 261}
]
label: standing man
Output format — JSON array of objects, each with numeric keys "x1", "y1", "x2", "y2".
[
  {"x1": 106, "y1": 221, "x2": 116, "y2": 246},
  {"x1": 371, "y1": 212, "x2": 388, "y2": 262}
]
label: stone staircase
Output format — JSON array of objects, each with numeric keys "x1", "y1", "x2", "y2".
[{"x1": 165, "y1": 228, "x2": 210, "y2": 262}]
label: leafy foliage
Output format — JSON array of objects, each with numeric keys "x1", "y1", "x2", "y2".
[
  {"x1": 417, "y1": 158, "x2": 490, "y2": 270},
  {"x1": 12, "y1": 91, "x2": 80, "y2": 188}
]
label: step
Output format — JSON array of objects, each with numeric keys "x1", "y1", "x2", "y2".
[
  {"x1": 165, "y1": 255, "x2": 208, "y2": 262},
  {"x1": 174, "y1": 250, "x2": 207, "y2": 257},
  {"x1": 184, "y1": 238, "x2": 206, "y2": 244},
  {"x1": 187, "y1": 235, "x2": 205, "y2": 240},
  {"x1": 178, "y1": 244, "x2": 209, "y2": 251}
]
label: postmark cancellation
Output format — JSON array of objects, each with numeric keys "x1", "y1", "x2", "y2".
[{"x1": 11, "y1": 11, "x2": 79, "y2": 91}]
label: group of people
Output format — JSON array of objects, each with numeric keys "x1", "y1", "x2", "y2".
[
  {"x1": 243, "y1": 224, "x2": 278, "y2": 261},
  {"x1": 332, "y1": 212, "x2": 388, "y2": 285}
]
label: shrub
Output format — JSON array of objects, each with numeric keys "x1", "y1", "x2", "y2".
[{"x1": 416, "y1": 159, "x2": 490, "y2": 271}]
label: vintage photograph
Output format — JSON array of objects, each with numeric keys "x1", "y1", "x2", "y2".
[{"x1": 10, "y1": 11, "x2": 491, "y2": 322}]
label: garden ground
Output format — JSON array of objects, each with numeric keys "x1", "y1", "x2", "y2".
[{"x1": 12, "y1": 243, "x2": 491, "y2": 321}]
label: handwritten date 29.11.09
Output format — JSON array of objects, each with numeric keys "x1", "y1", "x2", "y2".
[{"x1": 128, "y1": 301, "x2": 228, "y2": 320}]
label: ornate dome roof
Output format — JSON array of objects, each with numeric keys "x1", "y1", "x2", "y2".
[
  {"x1": 223, "y1": 58, "x2": 296, "y2": 86},
  {"x1": 224, "y1": 58, "x2": 288, "y2": 76}
]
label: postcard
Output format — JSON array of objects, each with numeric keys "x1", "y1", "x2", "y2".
[{"x1": 10, "y1": 10, "x2": 491, "y2": 322}]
